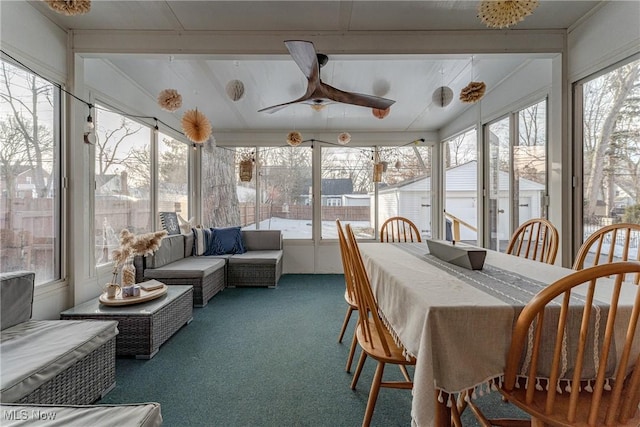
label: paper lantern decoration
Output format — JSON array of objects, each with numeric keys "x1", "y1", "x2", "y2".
[
  {"x1": 337, "y1": 132, "x2": 351, "y2": 145},
  {"x1": 157, "y1": 89, "x2": 183, "y2": 112},
  {"x1": 45, "y1": 0, "x2": 91, "y2": 16},
  {"x1": 226, "y1": 80, "x2": 245, "y2": 101},
  {"x1": 287, "y1": 131, "x2": 303, "y2": 147},
  {"x1": 181, "y1": 109, "x2": 212, "y2": 144},
  {"x1": 372, "y1": 107, "x2": 390, "y2": 119},
  {"x1": 459, "y1": 82, "x2": 487, "y2": 103},
  {"x1": 432, "y1": 86, "x2": 454, "y2": 108},
  {"x1": 478, "y1": 0, "x2": 539, "y2": 29}
]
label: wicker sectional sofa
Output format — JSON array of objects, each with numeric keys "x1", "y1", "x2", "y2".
[
  {"x1": 135, "y1": 230, "x2": 283, "y2": 307},
  {"x1": 0, "y1": 271, "x2": 117, "y2": 405}
]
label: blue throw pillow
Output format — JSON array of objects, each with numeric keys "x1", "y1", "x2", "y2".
[
  {"x1": 192, "y1": 227, "x2": 214, "y2": 256},
  {"x1": 210, "y1": 226, "x2": 246, "y2": 255}
]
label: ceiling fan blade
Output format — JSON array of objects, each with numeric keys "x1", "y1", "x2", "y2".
[
  {"x1": 321, "y1": 82, "x2": 396, "y2": 110},
  {"x1": 258, "y1": 100, "x2": 302, "y2": 114},
  {"x1": 284, "y1": 40, "x2": 319, "y2": 82}
]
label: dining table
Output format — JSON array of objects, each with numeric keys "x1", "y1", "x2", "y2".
[{"x1": 357, "y1": 241, "x2": 639, "y2": 427}]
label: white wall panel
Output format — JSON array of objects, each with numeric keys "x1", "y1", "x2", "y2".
[
  {"x1": 0, "y1": 2, "x2": 67, "y2": 81},
  {"x1": 568, "y1": 1, "x2": 640, "y2": 82}
]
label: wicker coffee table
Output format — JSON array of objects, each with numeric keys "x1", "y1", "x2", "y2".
[{"x1": 61, "y1": 285, "x2": 193, "y2": 359}]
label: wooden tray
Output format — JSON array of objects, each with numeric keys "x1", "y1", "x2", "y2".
[{"x1": 99, "y1": 283, "x2": 168, "y2": 306}]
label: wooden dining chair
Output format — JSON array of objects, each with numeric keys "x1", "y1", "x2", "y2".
[
  {"x1": 379, "y1": 216, "x2": 422, "y2": 242},
  {"x1": 467, "y1": 261, "x2": 640, "y2": 427},
  {"x1": 345, "y1": 224, "x2": 416, "y2": 427},
  {"x1": 336, "y1": 219, "x2": 359, "y2": 373},
  {"x1": 573, "y1": 222, "x2": 640, "y2": 284},
  {"x1": 506, "y1": 218, "x2": 559, "y2": 264}
]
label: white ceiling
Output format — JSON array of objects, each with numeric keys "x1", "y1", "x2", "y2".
[{"x1": 28, "y1": 1, "x2": 603, "y2": 135}]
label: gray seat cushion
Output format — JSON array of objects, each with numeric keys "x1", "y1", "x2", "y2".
[
  {"x1": 0, "y1": 320, "x2": 118, "y2": 403},
  {"x1": 1, "y1": 271, "x2": 35, "y2": 330},
  {"x1": 0, "y1": 402, "x2": 162, "y2": 427},
  {"x1": 144, "y1": 257, "x2": 226, "y2": 280},
  {"x1": 228, "y1": 250, "x2": 283, "y2": 265}
]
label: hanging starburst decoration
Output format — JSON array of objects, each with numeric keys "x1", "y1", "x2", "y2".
[
  {"x1": 45, "y1": 0, "x2": 91, "y2": 16},
  {"x1": 459, "y1": 81, "x2": 487, "y2": 103},
  {"x1": 478, "y1": 0, "x2": 539, "y2": 29},
  {"x1": 157, "y1": 89, "x2": 183, "y2": 112},
  {"x1": 181, "y1": 109, "x2": 212, "y2": 144},
  {"x1": 286, "y1": 131, "x2": 303, "y2": 147},
  {"x1": 337, "y1": 132, "x2": 351, "y2": 145}
]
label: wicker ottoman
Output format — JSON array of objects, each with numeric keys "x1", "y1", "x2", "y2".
[{"x1": 61, "y1": 285, "x2": 193, "y2": 359}]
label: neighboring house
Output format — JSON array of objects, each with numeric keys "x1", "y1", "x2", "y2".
[
  {"x1": 373, "y1": 161, "x2": 545, "y2": 241},
  {"x1": 299, "y1": 178, "x2": 356, "y2": 206},
  {"x1": 0, "y1": 166, "x2": 51, "y2": 199}
]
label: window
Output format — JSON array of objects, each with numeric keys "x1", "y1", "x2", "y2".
[
  {"x1": 578, "y1": 56, "x2": 640, "y2": 254},
  {"x1": 158, "y1": 131, "x2": 189, "y2": 223},
  {"x1": 94, "y1": 105, "x2": 151, "y2": 265},
  {"x1": 256, "y1": 146, "x2": 312, "y2": 239},
  {"x1": 0, "y1": 59, "x2": 62, "y2": 285},
  {"x1": 443, "y1": 128, "x2": 478, "y2": 243},
  {"x1": 486, "y1": 99, "x2": 548, "y2": 252},
  {"x1": 321, "y1": 146, "x2": 375, "y2": 238}
]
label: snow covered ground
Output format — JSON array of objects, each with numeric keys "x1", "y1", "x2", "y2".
[{"x1": 242, "y1": 217, "x2": 372, "y2": 239}]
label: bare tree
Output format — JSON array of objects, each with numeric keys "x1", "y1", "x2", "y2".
[
  {"x1": 0, "y1": 61, "x2": 54, "y2": 198},
  {"x1": 583, "y1": 64, "x2": 640, "y2": 219}
]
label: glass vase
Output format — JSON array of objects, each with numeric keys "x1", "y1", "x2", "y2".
[{"x1": 121, "y1": 256, "x2": 136, "y2": 286}]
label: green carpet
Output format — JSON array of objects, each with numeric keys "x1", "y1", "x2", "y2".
[{"x1": 99, "y1": 274, "x2": 526, "y2": 426}]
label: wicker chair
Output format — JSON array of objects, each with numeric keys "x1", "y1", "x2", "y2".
[
  {"x1": 573, "y1": 222, "x2": 640, "y2": 284},
  {"x1": 466, "y1": 262, "x2": 640, "y2": 427},
  {"x1": 380, "y1": 216, "x2": 422, "y2": 242},
  {"x1": 345, "y1": 224, "x2": 415, "y2": 427},
  {"x1": 506, "y1": 218, "x2": 559, "y2": 264},
  {"x1": 336, "y1": 220, "x2": 359, "y2": 373}
]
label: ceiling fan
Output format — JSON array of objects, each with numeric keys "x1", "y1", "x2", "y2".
[{"x1": 258, "y1": 40, "x2": 395, "y2": 114}]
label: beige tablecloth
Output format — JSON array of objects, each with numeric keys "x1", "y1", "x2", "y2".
[{"x1": 358, "y1": 242, "x2": 639, "y2": 427}]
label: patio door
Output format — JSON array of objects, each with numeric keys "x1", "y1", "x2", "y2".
[{"x1": 485, "y1": 100, "x2": 548, "y2": 252}]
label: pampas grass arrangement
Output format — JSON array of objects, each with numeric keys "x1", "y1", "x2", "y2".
[
  {"x1": 157, "y1": 89, "x2": 183, "y2": 112},
  {"x1": 459, "y1": 81, "x2": 487, "y2": 103},
  {"x1": 45, "y1": 0, "x2": 91, "y2": 16},
  {"x1": 111, "y1": 229, "x2": 168, "y2": 285},
  {"x1": 182, "y1": 109, "x2": 212, "y2": 144}
]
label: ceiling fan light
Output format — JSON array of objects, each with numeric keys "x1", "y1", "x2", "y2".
[
  {"x1": 158, "y1": 89, "x2": 183, "y2": 112},
  {"x1": 181, "y1": 109, "x2": 212, "y2": 144},
  {"x1": 372, "y1": 107, "x2": 391, "y2": 119},
  {"x1": 478, "y1": 0, "x2": 539, "y2": 29},
  {"x1": 226, "y1": 80, "x2": 245, "y2": 101},
  {"x1": 310, "y1": 104, "x2": 326, "y2": 112},
  {"x1": 459, "y1": 81, "x2": 487, "y2": 103},
  {"x1": 337, "y1": 132, "x2": 351, "y2": 145},
  {"x1": 45, "y1": 0, "x2": 91, "y2": 16},
  {"x1": 287, "y1": 131, "x2": 303, "y2": 147},
  {"x1": 432, "y1": 86, "x2": 454, "y2": 108}
]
